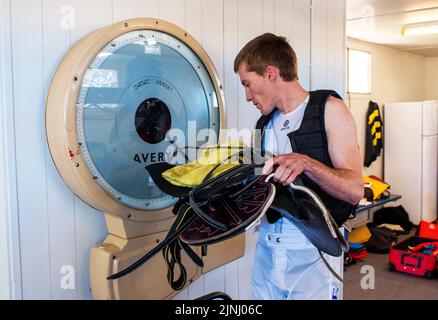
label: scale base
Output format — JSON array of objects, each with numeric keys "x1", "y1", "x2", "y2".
[{"x1": 89, "y1": 213, "x2": 245, "y2": 299}]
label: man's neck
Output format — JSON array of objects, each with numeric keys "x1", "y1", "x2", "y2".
[{"x1": 276, "y1": 80, "x2": 309, "y2": 114}]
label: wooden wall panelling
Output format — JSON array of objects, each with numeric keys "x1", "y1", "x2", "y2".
[
  {"x1": 70, "y1": 0, "x2": 112, "y2": 300},
  {"x1": 275, "y1": 0, "x2": 293, "y2": 41},
  {"x1": 11, "y1": 0, "x2": 50, "y2": 299},
  {"x1": 262, "y1": 0, "x2": 275, "y2": 33},
  {"x1": 0, "y1": 0, "x2": 21, "y2": 300},
  {"x1": 112, "y1": 0, "x2": 159, "y2": 22},
  {"x1": 292, "y1": 0, "x2": 311, "y2": 90},
  {"x1": 311, "y1": 0, "x2": 329, "y2": 90},
  {"x1": 43, "y1": 0, "x2": 78, "y2": 299},
  {"x1": 223, "y1": 0, "x2": 239, "y2": 132},
  {"x1": 185, "y1": 0, "x2": 202, "y2": 43},
  {"x1": 186, "y1": 274, "x2": 203, "y2": 300},
  {"x1": 311, "y1": 0, "x2": 345, "y2": 96},
  {"x1": 158, "y1": 0, "x2": 186, "y2": 29},
  {"x1": 237, "y1": 0, "x2": 263, "y2": 135}
]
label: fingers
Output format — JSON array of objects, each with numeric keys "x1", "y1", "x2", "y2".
[
  {"x1": 278, "y1": 168, "x2": 292, "y2": 184},
  {"x1": 269, "y1": 154, "x2": 304, "y2": 184},
  {"x1": 262, "y1": 158, "x2": 274, "y2": 175},
  {"x1": 276, "y1": 166, "x2": 299, "y2": 185},
  {"x1": 284, "y1": 171, "x2": 298, "y2": 185},
  {"x1": 262, "y1": 155, "x2": 285, "y2": 174},
  {"x1": 274, "y1": 165, "x2": 286, "y2": 181},
  {"x1": 263, "y1": 154, "x2": 304, "y2": 184}
]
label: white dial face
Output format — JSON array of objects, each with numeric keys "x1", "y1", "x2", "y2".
[{"x1": 76, "y1": 30, "x2": 220, "y2": 210}]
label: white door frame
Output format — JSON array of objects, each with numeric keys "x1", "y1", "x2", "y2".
[{"x1": 0, "y1": 0, "x2": 22, "y2": 300}]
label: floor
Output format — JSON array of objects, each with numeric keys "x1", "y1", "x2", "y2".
[{"x1": 343, "y1": 230, "x2": 438, "y2": 300}]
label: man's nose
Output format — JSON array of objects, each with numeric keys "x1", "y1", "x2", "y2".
[{"x1": 245, "y1": 88, "x2": 252, "y2": 102}]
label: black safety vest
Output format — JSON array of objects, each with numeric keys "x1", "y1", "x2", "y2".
[{"x1": 254, "y1": 90, "x2": 357, "y2": 226}]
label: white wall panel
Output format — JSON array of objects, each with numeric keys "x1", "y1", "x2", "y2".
[
  {"x1": 275, "y1": 0, "x2": 311, "y2": 89},
  {"x1": 202, "y1": 0, "x2": 224, "y2": 81},
  {"x1": 3, "y1": 0, "x2": 345, "y2": 300},
  {"x1": 42, "y1": 0, "x2": 77, "y2": 300},
  {"x1": 11, "y1": 0, "x2": 50, "y2": 299},
  {"x1": 70, "y1": 0, "x2": 112, "y2": 300},
  {"x1": 204, "y1": 267, "x2": 226, "y2": 297},
  {"x1": 275, "y1": 0, "x2": 293, "y2": 40},
  {"x1": 223, "y1": 260, "x2": 239, "y2": 300},
  {"x1": 186, "y1": 0, "x2": 202, "y2": 44},
  {"x1": 187, "y1": 274, "x2": 204, "y2": 300},
  {"x1": 70, "y1": 0, "x2": 112, "y2": 43},
  {"x1": 173, "y1": 287, "x2": 189, "y2": 300},
  {"x1": 0, "y1": 0, "x2": 21, "y2": 300},
  {"x1": 311, "y1": 0, "x2": 346, "y2": 97},
  {"x1": 331, "y1": 0, "x2": 346, "y2": 97},
  {"x1": 311, "y1": 0, "x2": 328, "y2": 90},
  {"x1": 74, "y1": 200, "x2": 107, "y2": 300},
  {"x1": 263, "y1": 0, "x2": 275, "y2": 33},
  {"x1": 292, "y1": 0, "x2": 311, "y2": 90},
  {"x1": 223, "y1": 0, "x2": 239, "y2": 130},
  {"x1": 238, "y1": 227, "x2": 259, "y2": 299},
  {"x1": 237, "y1": 0, "x2": 263, "y2": 134},
  {"x1": 112, "y1": 0, "x2": 159, "y2": 22},
  {"x1": 158, "y1": 0, "x2": 185, "y2": 29}
]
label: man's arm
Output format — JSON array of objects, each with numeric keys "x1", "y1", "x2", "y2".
[{"x1": 263, "y1": 96, "x2": 363, "y2": 205}]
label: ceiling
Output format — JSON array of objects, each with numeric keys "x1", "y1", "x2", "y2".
[{"x1": 347, "y1": 0, "x2": 438, "y2": 56}]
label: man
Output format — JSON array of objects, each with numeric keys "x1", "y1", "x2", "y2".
[{"x1": 233, "y1": 33, "x2": 363, "y2": 299}]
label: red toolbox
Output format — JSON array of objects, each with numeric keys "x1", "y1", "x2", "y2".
[
  {"x1": 388, "y1": 221, "x2": 438, "y2": 279},
  {"x1": 388, "y1": 236, "x2": 438, "y2": 279}
]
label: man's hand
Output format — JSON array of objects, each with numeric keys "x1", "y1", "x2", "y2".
[{"x1": 262, "y1": 153, "x2": 310, "y2": 185}]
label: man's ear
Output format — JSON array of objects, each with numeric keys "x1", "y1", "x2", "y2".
[{"x1": 264, "y1": 65, "x2": 279, "y2": 80}]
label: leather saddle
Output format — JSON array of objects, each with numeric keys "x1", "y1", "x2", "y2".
[{"x1": 107, "y1": 148, "x2": 348, "y2": 288}]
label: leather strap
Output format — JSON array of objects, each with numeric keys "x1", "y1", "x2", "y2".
[{"x1": 107, "y1": 204, "x2": 197, "y2": 280}]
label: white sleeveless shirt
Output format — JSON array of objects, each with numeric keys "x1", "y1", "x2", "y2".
[{"x1": 264, "y1": 95, "x2": 309, "y2": 156}]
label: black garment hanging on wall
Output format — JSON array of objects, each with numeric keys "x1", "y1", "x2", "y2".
[{"x1": 364, "y1": 101, "x2": 383, "y2": 167}]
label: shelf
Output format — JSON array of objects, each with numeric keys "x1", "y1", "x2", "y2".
[
  {"x1": 348, "y1": 194, "x2": 402, "y2": 229},
  {"x1": 355, "y1": 194, "x2": 402, "y2": 213}
]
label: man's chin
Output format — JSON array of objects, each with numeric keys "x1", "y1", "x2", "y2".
[{"x1": 259, "y1": 106, "x2": 276, "y2": 116}]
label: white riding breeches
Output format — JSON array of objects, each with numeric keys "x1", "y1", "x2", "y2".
[{"x1": 251, "y1": 217, "x2": 342, "y2": 300}]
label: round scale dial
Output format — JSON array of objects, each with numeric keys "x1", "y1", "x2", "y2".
[{"x1": 76, "y1": 30, "x2": 220, "y2": 211}]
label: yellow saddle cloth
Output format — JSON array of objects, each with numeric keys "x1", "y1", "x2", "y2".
[{"x1": 162, "y1": 141, "x2": 246, "y2": 187}]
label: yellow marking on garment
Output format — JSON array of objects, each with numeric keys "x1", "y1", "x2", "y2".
[
  {"x1": 368, "y1": 110, "x2": 379, "y2": 125},
  {"x1": 371, "y1": 121, "x2": 381, "y2": 135},
  {"x1": 373, "y1": 132, "x2": 382, "y2": 146}
]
